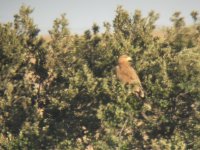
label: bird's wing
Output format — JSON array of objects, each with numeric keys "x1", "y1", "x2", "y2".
[
  {"x1": 116, "y1": 65, "x2": 144, "y2": 98},
  {"x1": 116, "y1": 65, "x2": 141, "y2": 85},
  {"x1": 128, "y1": 67, "x2": 141, "y2": 83}
]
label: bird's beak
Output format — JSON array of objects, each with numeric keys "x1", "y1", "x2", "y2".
[{"x1": 127, "y1": 57, "x2": 132, "y2": 61}]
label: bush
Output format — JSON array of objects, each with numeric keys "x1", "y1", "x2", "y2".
[{"x1": 0, "y1": 5, "x2": 200, "y2": 149}]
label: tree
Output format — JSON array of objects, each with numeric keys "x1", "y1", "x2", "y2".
[{"x1": 0, "y1": 5, "x2": 200, "y2": 150}]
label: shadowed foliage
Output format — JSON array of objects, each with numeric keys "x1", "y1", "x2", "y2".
[{"x1": 0, "y1": 5, "x2": 200, "y2": 150}]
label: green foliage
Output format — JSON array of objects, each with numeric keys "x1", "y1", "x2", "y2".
[
  {"x1": 0, "y1": 5, "x2": 200, "y2": 149},
  {"x1": 165, "y1": 11, "x2": 200, "y2": 52}
]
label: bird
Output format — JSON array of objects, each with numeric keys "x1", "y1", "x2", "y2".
[{"x1": 116, "y1": 55, "x2": 144, "y2": 98}]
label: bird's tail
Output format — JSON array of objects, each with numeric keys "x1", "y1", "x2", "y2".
[{"x1": 133, "y1": 86, "x2": 145, "y2": 98}]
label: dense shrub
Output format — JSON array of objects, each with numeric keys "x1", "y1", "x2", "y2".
[{"x1": 0, "y1": 5, "x2": 200, "y2": 149}]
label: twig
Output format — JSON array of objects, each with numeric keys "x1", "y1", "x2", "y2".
[{"x1": 118, "y1": 118, "x2": 128, "y2": 137}]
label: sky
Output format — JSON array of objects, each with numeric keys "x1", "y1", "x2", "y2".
[{"x1": 0, "y1": 0, "x2": 200, "y2": 34}]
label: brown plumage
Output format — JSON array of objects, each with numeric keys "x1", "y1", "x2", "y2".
[{"x1": 116, "y1": 55, "x2": 144, "y2": 98}]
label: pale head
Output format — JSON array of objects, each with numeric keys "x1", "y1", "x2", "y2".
[{"x1": 118, "y1": 55, "x2": 132, "y2": 64}]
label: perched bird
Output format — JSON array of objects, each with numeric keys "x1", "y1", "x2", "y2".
[{"x1": 116, "y1": 55, "x2": 144, "y2": 98}]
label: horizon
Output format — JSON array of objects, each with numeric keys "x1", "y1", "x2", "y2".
[{"x1": 0, "y1": 0, "x2": 200, "y2": 34}]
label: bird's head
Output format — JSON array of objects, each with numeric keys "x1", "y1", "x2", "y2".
[{"x1": 118, "y1": 55, "x2": 132, "y2": 64}]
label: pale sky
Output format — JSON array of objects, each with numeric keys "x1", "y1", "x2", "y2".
[{"x1": 0, "y1": 0, "x2": 200, "y2": 34}]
